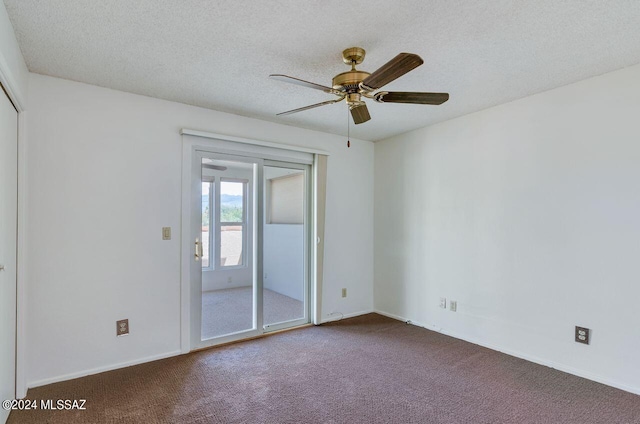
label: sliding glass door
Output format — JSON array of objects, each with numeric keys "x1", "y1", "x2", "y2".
[
  {"x1": 190, "y1": 151, "x2": 310, "y2": 349},
  {"x1": 262, "y1": 161, "x2": 310, "y2": 332}
]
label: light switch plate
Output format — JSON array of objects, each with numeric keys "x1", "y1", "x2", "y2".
[
  {"x1": 162, "y1": 227, "x2": 171, "y2": 240},
  {"x1": 450, "y1": 300, "x2": 457, "y2": 312},
  {"x1": 439, "y1": 298, "x2": 447, "y2": 309}
]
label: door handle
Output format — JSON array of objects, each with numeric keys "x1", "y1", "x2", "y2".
[{"x1": 194, "y1": 238, "x2": 203, "y2": 261}]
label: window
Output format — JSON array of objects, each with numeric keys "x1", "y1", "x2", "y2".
[
  {"x1": 202, "y1": 178, "x2": 248, "y2": 269},
  {"x1": 219, "y1": 180, "x2": 246, "y2": 267}
]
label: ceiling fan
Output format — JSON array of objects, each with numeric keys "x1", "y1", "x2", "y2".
[{"x1": 270, "y1": 47, "x2": 449, "y2": 125}]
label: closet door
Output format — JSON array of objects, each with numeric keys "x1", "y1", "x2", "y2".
[{"x1": 0, "y1": 85, "x2": 18, "y2": 423}]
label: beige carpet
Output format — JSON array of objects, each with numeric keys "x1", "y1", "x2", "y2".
[
  {"x1": 8, "y1": 314, "x2": 640, "y2": 424},
  {"x1": 201, "y1": 287, "x2": 304, "y2": 339}
]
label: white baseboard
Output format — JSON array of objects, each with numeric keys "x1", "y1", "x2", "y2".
[
  {"x1": 320, "y1": 309, "x2": 373, "y2": 324},
  {"x1": 373, "y1": 309, "x2": 640, "y2": 396},
  {"x1": 28, "y1": 350, "x2": 182, "y2": 389},
  {"x1": 374, "y1": 310, "x2": 418, "y2": 324}
]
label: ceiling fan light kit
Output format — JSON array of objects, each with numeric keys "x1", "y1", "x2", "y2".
[{"x1": 270, "y1": 47, "x2": 449, "y2": 129}]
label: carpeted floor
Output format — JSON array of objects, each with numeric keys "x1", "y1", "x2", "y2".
[
  {"x1": 8, "y1": 314, "x2": 640, "y2": 424},
  {"x1": 201, "y1": 287, "x2": 304, "y2": 339}
]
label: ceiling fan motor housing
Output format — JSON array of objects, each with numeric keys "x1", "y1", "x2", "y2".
[
  {"x1": 332, "y1": 70, "x2": 371, "y2": 92},
  {"x1": 333, "y1": 46, "x2": 370, "y2": 99}
]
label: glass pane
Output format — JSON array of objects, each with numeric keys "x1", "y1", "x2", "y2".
[
  {"x1": 202, "y1": 286, "x2": 253, "y2": 339},
  {"x1": 263, "y1": 167, "x2": 305, "y2": 327},
  {"x1": 201, "y1": 181, "x2": 210, "y2": 268},
  {"x1": 268, "y1": 173, "x2": 304, "y2": 224},
  {"x1": 220, "y1": 181, "x2": 243, "y2": 222},
  {"x1": 220, "y1": 225, "x2": 243, "y2": 267},
  {"x1": 200, "y1": 159, "x2": 255, "y2": 342}
]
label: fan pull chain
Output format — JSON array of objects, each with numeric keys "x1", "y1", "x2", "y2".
[
  {"x1": 347, "y1": 106, "x2": 351, "y2": 148},
  {"x1": 347, "y1": 57, "x2": 354, "y2": 148}
]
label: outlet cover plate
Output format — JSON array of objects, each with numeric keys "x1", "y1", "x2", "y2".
[
  {"x1": 439, "y1": 298, "x2": 446, "y2": 309},
  {"x1": 341, "y1": 288, "x2": 347, "y2": 298},
  {"x1": 162, "y1": 227, "x2": 171, "y2": 240},
  {"x1": 575, "y1": 326, "x2": 590, "y2": 345},
  {"x1": 117, "y1": 319, "x2": 129, "y2": 336},
  {"x1": 450, "y1": 300, "x2": 457, "y2": 312}
]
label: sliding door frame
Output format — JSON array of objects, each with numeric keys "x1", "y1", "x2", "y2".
[
  {"x1": 189, "y1": 150, "x2": 263, "y2": 350},
  {"x1": 180, "y1": 133, "x2": 323, "y2": 353},
  {"x1": 262, "y1": 160, "x2": 312, "y2": 333}
]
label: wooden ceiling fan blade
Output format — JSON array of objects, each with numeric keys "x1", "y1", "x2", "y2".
[
  {"x1": 374, "y1": 91, "x2": 449, "y2": 105},
  {"x1": 276, "y1": 98, "x2": 343, "y2": 116},
  {"x1": 270, "y1": 74, "x2": 339, "y2": 94},
  {"x1": 350, "y1": 103, "x2": 371, "y2": 124},
  {"x1": 361, "y1": 53, "x2": 423, "y2": 90}
]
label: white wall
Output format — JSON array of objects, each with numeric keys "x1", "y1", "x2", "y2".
[
  {"x1": 26, "y1": 73, "x2": 374, "y2": 387},
  {"x1": 264, "y1": 224, "x2": 304, "y2": 301},
  {"x1": 374, "y1": 63, "x2": 640, "y2": 394},
  {"x1": 263, "y1": 166, "x2": 305, "y2": 301},
  {"x1": 203, "y1": 267, "x2": 252, "y2": 292}
]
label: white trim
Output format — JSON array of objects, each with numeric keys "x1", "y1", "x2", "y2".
[
  {"x1": 264, "y1": 317, "x2": 309, "y2": 333},
  {"x1": 0, "y1": 54, "x2": 26, "y2": 112},
  {"x1": 28, "y1": 350, "x2": 182, "y2": 389},
  {"x1": 319, "y1": 309, "x2": 373, "y2": 324},
  {"x1": 312, "y1": 156, "x2": 318, "y2": 325},
  {"x1": 373, "y1": 310, "x2": 414, "y2": 323},
  {"x1": 0, "y1": 40, "x2": 28, "y2": 398},
  {"x1": 373, "y1": 310, "x2": 640, "y2": 396},
  {"x1": 201, "y1": 178, "x2": 214, "y2": 272},
  {"x1": 180, "y1": 140, "x2": 192, "y2": 353},
  {"x1": 181, "y1": 129, "x2": 329, "y2": 156},
  {"x1": 312, "y1": 154, "x2": 327, "y2": 326},
  {"x1": 15, "y1": 111, "x2": 27, "y2": 398}
]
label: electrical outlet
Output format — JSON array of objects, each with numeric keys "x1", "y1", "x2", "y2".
[
  {"x1": 439, "y1": 298, "x2": 447, "y2": 309},
  {"x1": 162, "y1": 227, "x2": 171, "y2": 240},
  {"x1": 450, "y1": 300, "x2": 457, "y2": 312},
  {"x1": 341, "y1": 288, "x2": 347, "y2": 298},
  {"x1": 575, "y1": 326, "x2": 590, "y2": 345},
  {"x1": 117, "y1": 319, "x2": 129, "y2": 336},
  {"x1": 227, "y1": 277, "x2": 232, "y2": 284}
]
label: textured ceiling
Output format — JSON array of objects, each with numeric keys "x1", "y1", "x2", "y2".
[{"x1": 5, "y1": 1, "x2": 640, "y2": 141}]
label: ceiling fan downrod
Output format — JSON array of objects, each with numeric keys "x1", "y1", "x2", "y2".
[{"x1": 347, "y1": 106, "x2": 350, "y2": 148}]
